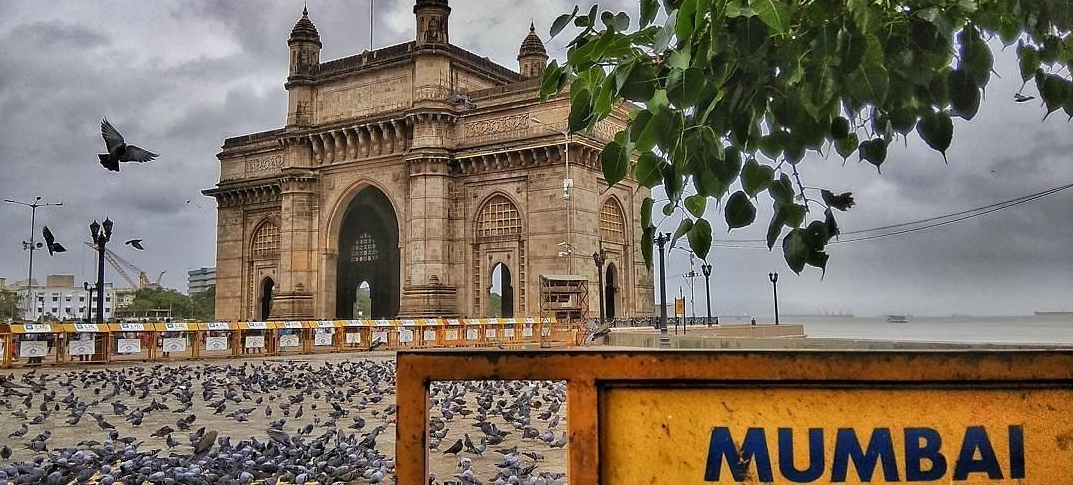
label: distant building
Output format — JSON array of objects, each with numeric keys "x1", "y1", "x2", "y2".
[
  {"x1": 188, "y1": 267, "x2": 217, "y2": 295},
  {"x1": 20, "y1": 274, "x2": 117, "y2": 322}
]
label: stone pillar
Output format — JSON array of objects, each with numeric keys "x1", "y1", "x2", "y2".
[
  {"x1": 270, "y1": 172, "x2": 319, "y2": 319},
  {"x1": 400, "y1": 151, "x2": 459, "y2": 317}
]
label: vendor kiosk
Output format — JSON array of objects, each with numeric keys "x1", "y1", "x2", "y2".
[
  {"x1": 276, "y1": 321, "x2": 306, "y2": 355},
  {"x1": 157, "y1": 321, "x2": 196, "y2": 360},
  {"x1": 202, "y1": 321, "x2": 238, "y2": 358},
  {"x1": 238, "y1": 321, "x2": 273, "y2": 355},
  {"x1": 107, "y1": 322, "x2": 153, "y2": 362}
]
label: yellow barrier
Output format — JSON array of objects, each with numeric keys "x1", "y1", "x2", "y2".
[
  {"x1": 396, "y1": 350, "x2": 1073, "y2": 485},
  {"x1": 0, "y1": 317, "x2": 564, "y2": 368}
]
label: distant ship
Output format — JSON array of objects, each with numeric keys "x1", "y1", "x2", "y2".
[
  {"x1": 886, "y1": 315, "x2": 909, "y2": 323},
  {"x1": 1035, "y1": 311, "x2": 1073, "y2": 316}
]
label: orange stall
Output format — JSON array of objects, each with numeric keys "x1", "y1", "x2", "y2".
[
  {"x1": 341, "y1": 319, "x2": 370, "y2": 350},
  {"x1": 442, "y1": 319, "x2": 464, "y2": 348}
]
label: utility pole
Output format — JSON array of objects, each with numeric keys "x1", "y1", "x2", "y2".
[
  {"x1": 4, "y1": 196, "x2": 63, "y2": 321},
  {"x1": 684, "y1": 252, "x2": 697, "y2": 332}
]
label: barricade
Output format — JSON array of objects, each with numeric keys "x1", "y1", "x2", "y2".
[
  {"x1": 518, "y1": 317, "x2": 541, "y2": 345},
  {"x1": 496, "y1": 318, "x2": 523, "y2": 347},
  {"x1": 442, "y1": 319, "x2": 464, "y2": 348},
  {"x1": 201, "y1": 322, "x2": 239, "y2": 358},
  {"x1": 0, "y1": 326, "x2": 10, "y2": 367},
  {"x1": 541, "y1": 316, "x2": 574, "y2": 347},
  {"x1": 310, "y1": 320, "x2": 340, "y2": 353},
  {"x1": 157, "y1": 321, "x2": 197, "y2": 360},
  {"x1": 275, "y1": 321, "x2": 307, "y2": 355},
  {"x1": 107, "y1": 322, "x2": 154, "y2": 362},
  {"x1": 7, "y1": 323, "x2": 65, "y2": 366},
  {"x1": 369, "y1": 320, "x2": 394, "y2": 350},
  {"x1": 340, "y1": 320, "x2": 369, "y2": 350},
  {"x1": 395, "y1": 320, "x2": 420, "y2": 349},
  {"x1": 417, "y1": 319, "x2": 442, "y2": 348},
  {"x1": 463, "y1": 318, "x2": 484, "y2": 346},
  {"x1": 237, "y1": 321, "x2": 273, "y2": 356}
]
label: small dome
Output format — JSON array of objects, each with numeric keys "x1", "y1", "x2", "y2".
[
  {"x1": 416, "y1": 0, "x2": 449, "y2": 8},
  {"x1": 289, "y1": 7, "x2": 322, "y2": 46},
  {"x1": 518, "y1": 22, "x2": 547, "y2": 59}
]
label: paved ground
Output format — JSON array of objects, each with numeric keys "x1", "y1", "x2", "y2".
[{"x1": 0, "y1": 352, "x2": 567, "y2": 484}]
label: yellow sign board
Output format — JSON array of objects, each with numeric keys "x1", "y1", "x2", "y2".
[
  {"x1": 601, "y1": 386, "x2": 1073, "y2": 484},
  {"x1": 675, "y1": 298, "x2": 685, "y2": 316}
]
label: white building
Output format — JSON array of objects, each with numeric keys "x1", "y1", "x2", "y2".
[
  {"x1": 20, "y1": 274, "x2": 116, "y2": 322},
  {"x1": 187, "y1": 267, "x2": 216, "y2": 295}
]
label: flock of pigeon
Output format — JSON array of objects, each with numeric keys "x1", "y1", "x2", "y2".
[
  {"x1": 36, "y1": 118, "x2": 158, "y2": 261},
  {"x1": 0, "y1": 355, "x2": 568, "y2": 484}
]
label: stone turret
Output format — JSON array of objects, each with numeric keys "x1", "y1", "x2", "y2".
[
  {"x1": 414, "y1": 0, "x2": 450, "y2": 48},
  {"x1": 518, "y1": 22, "x2": 548, "y2": 80},
  {"x1": 287, "y1": 7, "x2": 321, "y2": 127}
]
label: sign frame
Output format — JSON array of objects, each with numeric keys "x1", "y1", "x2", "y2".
[{"x1": 395, "y1": 349, "x2": 1073, "y2": 485}]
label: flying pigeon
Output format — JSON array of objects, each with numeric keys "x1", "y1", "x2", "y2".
[
  {"x1": 42, "y1": 226, "x2": 66, "y2": 256},
  {"x1": 125, "y1": 239, "x2": 144, "y2": 250},
  {"x1": 99, "y1": 118, "x2": 158, "y2": 172}
]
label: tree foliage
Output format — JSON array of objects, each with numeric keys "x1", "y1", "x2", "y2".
[
  {"x1": 127, "y1": 286, "x2": 214, "y2": 321},
  {"x1": 0, "y1": 288, "x2": 20, "y2": 321},
  {"x1": 541, "y1": 0, "x2": 1073, "y2": 273}
]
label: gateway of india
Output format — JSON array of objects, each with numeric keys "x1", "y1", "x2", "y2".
[{"x1": 205, "y1": 0, "x2": 654, "y2": 321}]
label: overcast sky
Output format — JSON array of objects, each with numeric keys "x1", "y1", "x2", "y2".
[{"x1": 0, "y1": 1, "x2": 1069, "y2": 318}]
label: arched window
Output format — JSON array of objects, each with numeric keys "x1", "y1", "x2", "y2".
[
  {"x1": 599, "y1": 198, "x2": 626, "y2": 242},
  {"x1": 351, "y1": 233, "x2": 379, "y2": 262},
  {"x1": 251, "y1": 221, "x2": 280, "y2": 258},
  {"x1": 476, "y1": 195, "x2": 522, "y2": 239}
]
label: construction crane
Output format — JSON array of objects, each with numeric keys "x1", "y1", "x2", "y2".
[{"x1": 84, "y1": 242, "x2": 165, "y2": 289}]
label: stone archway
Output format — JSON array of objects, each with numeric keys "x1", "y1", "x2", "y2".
[
  {"x1": 605, "y1": 263, "x2": 617, "y2": 319},
  {"x1": 260, "y1": 277, "x2": 275, "y2": 321},
  {"x1": 336, "y1": 188, "x2": 400, "y2": 318}
]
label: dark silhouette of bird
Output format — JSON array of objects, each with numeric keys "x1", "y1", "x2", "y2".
[
  {"x1": 443, "y1": 438, "x2": 464, "y2": 455},
  {"x1": 124, "y1": 239, "x2": 144, "y2": 250},
  {"x1": 1014, "y1": 93, "x2": 1035, "y2": 103},
  {"x1": 98, "y1": 118, "x2": 158, "y2": 172},
  {"x1": 0, "y1": 444, "x2": 9, "y2": 459},
  {"x1": 42, "y1": 226, "x2": 66, "y2": 256}
]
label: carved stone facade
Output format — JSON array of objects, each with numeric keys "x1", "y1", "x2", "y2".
[{"x1": 205, "y1": 1, "x2": 655, "y2": 320}]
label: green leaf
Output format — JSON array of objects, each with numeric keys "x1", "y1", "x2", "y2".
[
  {"x1": 834, "y1": 133, "x2": 859, "y2": 160},
  {"x1": 662, "y1": 202, "x2": 676, "y2": 216},
  {"x1": 766, "y1": 206, "x2": 786, "y2": 250},
  {"x1": 768, "y1": 173, "x2": 794, "y2": 204},
  {"x1": 724, "y1": 191, "x2": 757, "y2": 230},
  {"x1": 820, "y1": 190, "x2": 855, "y2": 211},
  {"x1": 684, "y1": 194, "x2": 707, "y2": 218},
  {"x1": 629, "y1": 110, "x2": 658, "y2": 152},
  {"x1": 1041, "y1": 74, "x2": 1071, "y2": 117},
  {"x1": 740, "y1": 158, "x2": 775, "y2": 197},
  {"x1": 621, "y1": 62, "x2": 658, "y2": 103},
  {"x1": 782, "y1": 203, "x2": 806, "y2": 228},
  {"x1": 671, "y1": 218, "x2": 694, "y2": 249},
  {"x1": 712, "y1": 146, "x2": 742, "y2": 186},
  {"x1": 948, "y1": 69, "x2": 980, "y2": 120},
  {"x1": 568, "y1": 89, "x2": 593, "y2": 132},
  {"x1": 846, "y1": 34, "x2": 888, "y2": 104},
  {"x1": 916, "y1": 110, "x2": 953, "y2": 163},
  {"x1": 749, "y1": 0, "x2": 790, "y2": 34},
  {"x1": 640, "y1": 0, "x2": 659, "y2": 28},
  {"x1": 958, "y1": 24, "x2": 992, "y2": 86},
  {"x1": 830, "y1": 116, "x2": 850, "y2": 139},
  {"x1": 539, "y1": 60, "x2": 566, "y2": 100},
  {"x1": 635, "y1": 152, "x2": 664, "y2": 188},
  {"x1": 641, "y1": 197, "x2": 653, "y2": 229},
  {"x1": 859, "y1": 138, "x2": 887, "y2": 172},
  {"x1": 838, "y1": 30, "x2": 866, "y2": 71},
  {"x1": 666, "y1": 67, "x2": 707, "y2": 109},
  {"x1": 687, "y1": 218, "x2": 713, "y2": 260},
  {"x1": 694, "y1": 169, "x2": 729, "y2": 198},
  {"x1": 676, "y1": 0, "x2": 699, "y2": 41},
  {"x1": 782, "y1": 229, "x2": 808, "y2": 274},
  {"x1": 824, "y1": 208, "x2": 840, "y2": 238},
  {"x1": 601, "y1": 139, "x2": 630, "y2": 187},
  {"x1": 550, "y1": 7, "x2": 579, "y2": 39}
]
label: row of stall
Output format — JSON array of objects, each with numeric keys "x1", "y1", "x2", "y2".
[{"x1": 0, "y1": 318, "x2": 577, "y2": 368}]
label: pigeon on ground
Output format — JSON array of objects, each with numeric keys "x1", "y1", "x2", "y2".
[
  {"x1": 98, "y1": 118, "x2": 158, "y2": 172},
  {"x1": 124, "y1": 239, "x2": 144, "y2": 250},
  {"x1": 42, "y1": 226, "x2": 66, "y2": 256}
]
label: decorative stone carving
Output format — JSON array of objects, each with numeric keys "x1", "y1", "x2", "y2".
[
  {"x1": 244, "y1": 155, "x2": 284, "y2": 174},
  {"x1": 464, "y1": 114, "x2": 530, "y2": 139}
]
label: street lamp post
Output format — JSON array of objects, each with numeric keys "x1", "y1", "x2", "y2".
[
  {"x1": 529, "y1": 117, "x2": 573, "y2": 273},
  {"x1": 83, "y1": 282, "x2": 95, "y2": 323},
  {"x1": 4, "y1": 196, "x2": 63, "y2": 321},
  {"x1": 702, "y1": 263, "x2": 713, "y2": 327},
  {"x1": 655, "y1": 231, "x2": 670, "y2": 349},
  {"x1": 768, "y1": 272, "x2": 780, "y2": 325},
  {"x1": 592, "y1": 247, "x2": 607, "y2": 327},
  {"x1": 90, "y1": 219, "x2": 113, "y2": 325}
]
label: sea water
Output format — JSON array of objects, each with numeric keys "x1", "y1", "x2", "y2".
[{"x1": 754, "y1": 314, "x2": 1073, "y2": 345}]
